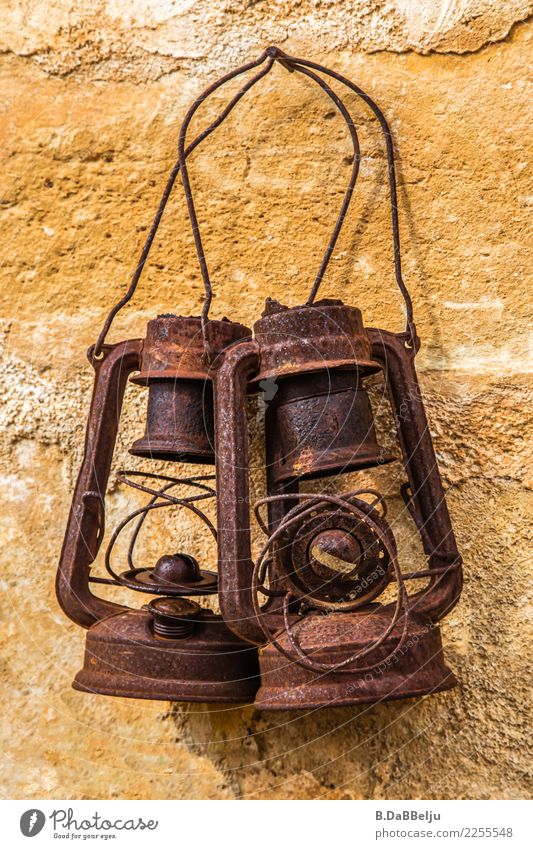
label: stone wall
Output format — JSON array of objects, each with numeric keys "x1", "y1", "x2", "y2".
[{"x1": 0, "y1": 1, "x2": 531, "y2": 799}]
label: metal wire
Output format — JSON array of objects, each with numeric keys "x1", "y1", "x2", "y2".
[
  {"x1": 250, "y1": 491, "x2": 411, "y2": 674},
  {"x1": 93, "y1": 47, "x2": 415, "y2": 357},
  {"x1": 104, "y1": 471, "x2": 216, "y2": 583},
  {"x1": 93, "y1": 51, "x2": 276, "y2": 357}
]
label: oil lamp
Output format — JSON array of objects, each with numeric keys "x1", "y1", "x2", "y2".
[{"x1": 57, "y1": 47, "x2": 462, "y2": 709}]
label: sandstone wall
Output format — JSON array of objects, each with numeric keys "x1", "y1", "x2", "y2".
[{"x1": 0, "y1": 1, "x2": 531, "y2": 799}]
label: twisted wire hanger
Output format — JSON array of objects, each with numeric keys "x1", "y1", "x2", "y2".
[
  {"x1": 93, "y1": 49, "x2": 275, "y2": 358},
  {"x1": 177, "y1": 48, "x2": 362, "y2": 359},
  {"x1": 93, "y1": 46, "x2": 415, "y2": 360},
  {"x1": 281, "y1": 49, "x2": 414, "y2": 334}
]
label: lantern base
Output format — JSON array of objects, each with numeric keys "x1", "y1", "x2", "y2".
[
  {"x1": 254, "y1": 608, "x2": 457, "y2": 710},
  {"x1": 73, "y1": 609, "x2": 260, "y2": 704}
]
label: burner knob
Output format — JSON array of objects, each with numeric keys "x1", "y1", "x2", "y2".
[
  {"x1": 147, "y1": 597, "x2": 202, "y2": 639},
  {"x1": 310, "y1": 529, "x2": 362, "y2": 582},
  {"x1": 152, "y1": 553, "x2": 201, "y2": 586}
]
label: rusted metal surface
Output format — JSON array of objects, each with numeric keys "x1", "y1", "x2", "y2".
[
  {"x1": 272, "y1": 495, "x2": 393, "y2": 609},
  {"x1": 130, "y1": 314, "x2": 250, "y2": 383},
  {"x1": 57, "y1": 325, "x2": 261, "y2": 702},
  {"x1": 210, "y1": 306, "x2": 462, "y2": 705},
  {"x1": 253, "y1": 298, "x2": 394, "y2": 484},
  {"x1": 130, "y1": 379, "x2": 216, "y2": 463},
  {"x1": 130, "y1": 315, "x2": 250, "y2": 462},
  {"x1": 119, "y1": 551, "x2": 218, "y2": 596},
  {"x1": 56, "y1": 339, "x2": 142, "y2": 629},
  {"x1": 255, "y1": 609, "x2": 456, "y2": 710},
  {"x1": 368, "y1": 328, "x2": 463, "y2": 621},
  {"x1": 212, "y1": 338, "x2": 266, "y2": 645},
  {"x1": 147, "y1": 597, "x2": 202, "y2": 639},
  {"x1": 73, "y1": 609, "x2": 260, "y2": 704},
  {"x1": 57, "y1": 48, "x2": 462, "y2": 710}
]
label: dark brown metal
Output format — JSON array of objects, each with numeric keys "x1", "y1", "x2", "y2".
[
  {"x1": 130, "y1": 314, "x2": 250, "y2": 462},
  {"x1": 255, "y1": 610, "x2": 456, "y2": 710},
  {"x1": 59, "y1": 48, "x2": 462, "y2": 712},
  {"x1": 57, "y1": 339, "x2": 142, "y2": 629},
  {"x1": 74, "y1": 609, "x2": 260, "y2": 703},
  {"x1": 368, "y1": 328, "x2": 462, "y2": 621},
  {"x1": 280, "y1": 499, "x2": 392, "y2": 607},
  {"x1": 253, "y1": 298, "x2": 393, "y2": 483},
  {"x1": 252, "y1": 298, "x2": 377, "y2": 383},
  {"x1": 211, "y1": 307, "x2": 461, "y2": 705},
  {"x1": 147, "y1": 597, "x2": 201, "y2": 639},
  {"x1": 212, "y1": 338, "x2": 266, "y2": 644},
  {"x1": 265, "y1": 371, "x2": 394, "y2": 482},
  {"x1": 119, "y1": 550, "x2": 218, "y2": 596}
]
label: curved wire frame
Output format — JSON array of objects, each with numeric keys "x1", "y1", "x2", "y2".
[
  {"x1": 93, "y1": 51, "x2": 276, "y2": 358},
  {"x1": 251, "y1": 491, "x2": 411, "y2": 675},
  {"x1": 103, "y1": 470, "x2": 216, "y2": 584},
  {"x1": 93, "y1": 46, "x2": 415, "y2": 358}
]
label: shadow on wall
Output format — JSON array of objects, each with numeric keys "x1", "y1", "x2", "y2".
[{"x1": 170, "y1": 687, "x2": 464, "y2": 799}]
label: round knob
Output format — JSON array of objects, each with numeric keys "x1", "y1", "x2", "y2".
[
  {"x1": 309, "y1": 529, "x2": 362, "y2": 582},
  {"x1": 147, "y1": 597, "x2": 202, "y2": 639},
  {"x1": 152, "y1": 553, "x2": 201, "y2": 586}
]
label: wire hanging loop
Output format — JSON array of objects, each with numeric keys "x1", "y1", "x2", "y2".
[
  {"x1": 93, "y1": 46, "x2": 415, "y2": 358},
  {"x1": 177, "y1": 46, "x2": 362, "y2": 360},
  {"x1": 92, "y1": 49, "x2": 277, "y2": 360},
  {"x1": 281, "y1": 51, "x2": 416, "y2": 343}
]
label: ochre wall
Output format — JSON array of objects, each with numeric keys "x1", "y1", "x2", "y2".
[{"x1": 1, "y1": 1, "x2": 531, "y2": 799}]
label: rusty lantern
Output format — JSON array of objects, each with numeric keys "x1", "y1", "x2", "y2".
[{"x1": 57, "y1": 47, "x2": 462, "y2": 710}]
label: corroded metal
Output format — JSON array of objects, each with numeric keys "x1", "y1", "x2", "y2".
[
  {"x1": 130, "y1": 315, "x2": 250, "y2": 462},
  {"x1": 368, "y1": 328, "x2": 463, "y2": 621},
  {"x1": 252, "y1": 298, "x2": 377, "y2": 383},
  {"x1": 57, "y1": 339, "x2": 142, "y2": 629},
  {"x1": 58, "y1": 48, "x2": 462, "y2": 711},
  {"x1": 210, "y1": 299, "x2": 462, "y2": 708},
  {"x1": 253, "y1": 299, "x2": 393, "y2": 483},
  {"x1": 147, "y1": 597, "x2": 202, "y2": 639},
  {"x1": 57, "y1": 331, "x2": 261, "y2": 702},
  {"x1": 265, "y1": 371, "x2": 394, "y2": 482},
  {"x1": 119, "y1": 551, "x2": 218, "y2": 597},
  {"x1": 255, "y1": 610, "x2": 456, "y2": 710},
  {"x1": 73, "y1": 609, "x2": 260, "y2": 703},
  {"x1": 273, "y1": 495, "x2": 392, "y2": 608}
]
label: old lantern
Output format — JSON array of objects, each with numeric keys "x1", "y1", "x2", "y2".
[{"x1": 57, "y1": 47, "x2": 462, "y2": 709}]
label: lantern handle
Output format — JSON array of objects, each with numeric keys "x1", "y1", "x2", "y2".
[
  {"x1": 178, "y1": 47, "x2": 362, "y2": 359},
  {"x1": 93, "y1": 50, "x2": 276, "y2": 359},
  {"x1": 94, "y1": 48, "x2": 415, "y2": 357},
  {"x1": 283, "y1": 52, "x2": 415, "y2": 343}
]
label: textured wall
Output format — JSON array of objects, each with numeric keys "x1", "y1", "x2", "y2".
[{"x1": 1, "y1": 1, "x2": 531, "y2": 800}]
